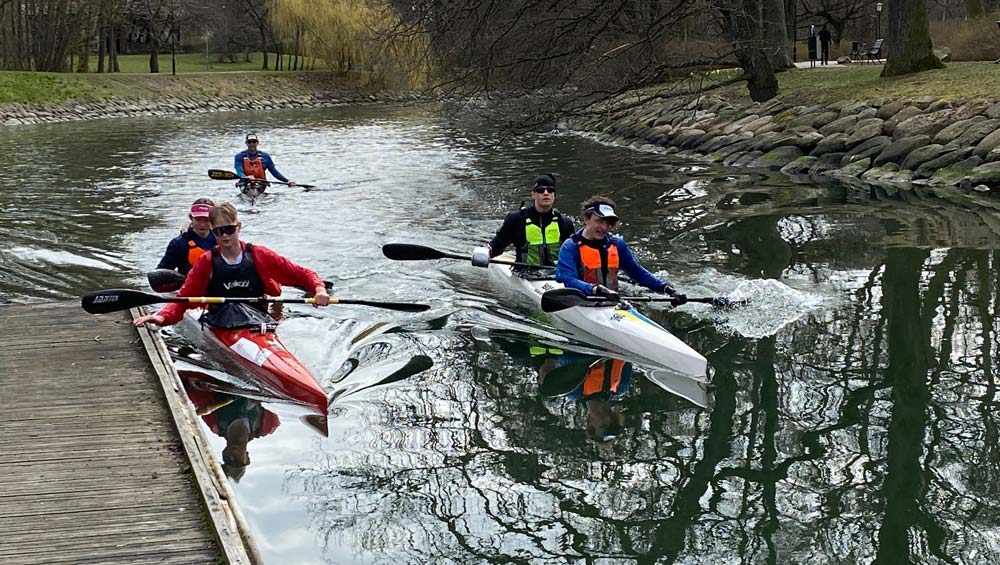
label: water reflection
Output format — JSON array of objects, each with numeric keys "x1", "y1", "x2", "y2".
[{"x1": 4, "y1": 108, "x2": 1000, "y2": 563}]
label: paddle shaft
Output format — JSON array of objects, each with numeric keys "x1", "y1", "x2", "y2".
[
  {"x1": 82, "y1": 289, "x2": 429, "y2": 314},
  {"x1": 382, "y1": 243, "x2": 554, "y2": 270},
  {"x1": 208, "y1": 169, "x2": 315, "y2": 189}
]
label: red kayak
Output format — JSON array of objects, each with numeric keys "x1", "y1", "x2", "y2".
[{"x1": 175, "y1": 310, "x2": 328, "y2": 416}]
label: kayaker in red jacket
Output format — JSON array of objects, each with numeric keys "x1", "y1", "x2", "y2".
[{"x1": 134, "y1": 202, "x2": 329, "y2": 327}]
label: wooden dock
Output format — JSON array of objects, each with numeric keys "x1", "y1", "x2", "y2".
[{"x1": 0, "y1": 301, "x2": 258, "y2": 564}]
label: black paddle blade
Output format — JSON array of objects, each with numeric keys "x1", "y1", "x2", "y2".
[
  {"x1": 541, "y1": 288, "x2": 589, "y2": 313},
  {"x1": 538, "y1": 358, "x2": 595, "y2": 397},
  {"x1": 208, "y1": 169, "x2": 238, "y2": 180},
  {"x1": 82, "y1": 289, "x2": 162, "y2": 314},
  {"x1": 381, "y1": 243, "x2": 446, "y2": 261},
  {"x1": 335, "y1": 299, "x2": 431, "y2": 312},
  {"x1": 147, "y1": 269, "x2": 186, "y2": 293}
]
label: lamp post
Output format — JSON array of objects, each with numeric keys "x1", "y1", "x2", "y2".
[{"x1": 876, "y1": 2, "x2": 883, "y2": 40}]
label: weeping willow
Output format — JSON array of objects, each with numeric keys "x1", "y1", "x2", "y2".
[{"x1": 269, "y1": 0, "x2": 430, "y2": 89}]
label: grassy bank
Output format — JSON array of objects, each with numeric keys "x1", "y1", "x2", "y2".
[
  {"x1": 0, "y1": 69, "x2": 359, "y2": 105},
  {"x1": 111, "y1": 52, "x2": 328, "y2": 73},
  {"x1": 721, "y1": 62, "x2": 1000, "y2": 105}
]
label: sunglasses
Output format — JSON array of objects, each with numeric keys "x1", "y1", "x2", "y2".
[
  {"x1": 533, "y1": 187, "x2": 556, "y2": 194},
  {"x1": 211, "y1": 224, "x2": 239, "y2": 236},
  {"x1": 246, "y1": 140, "x2": 258, "y2": 144}
]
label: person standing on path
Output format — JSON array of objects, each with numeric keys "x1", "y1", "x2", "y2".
[{"x1": 819, "y1": 24, "x2": 832, "y2": 65}]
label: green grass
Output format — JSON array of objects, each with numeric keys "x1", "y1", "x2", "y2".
[
  {"x1": 0, "y1": 72, "x2": 112, "y2": 103},
  {"x1": 108, "y1": 52, "x2": 327, "y2": 73},
  {"x1": 721, "y1": 61, "x2": 1000, "y2": 105}
]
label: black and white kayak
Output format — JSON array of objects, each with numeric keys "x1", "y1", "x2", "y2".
[{"x1": 487, "y1": 253, "x2": 708, "y2": 379}]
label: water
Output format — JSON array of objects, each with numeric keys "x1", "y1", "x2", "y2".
[{"x1": 1, "y1": 105, "x2": 998, "y2": 564}]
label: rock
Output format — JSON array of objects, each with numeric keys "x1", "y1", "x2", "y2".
[
  {"x1": 894, "y1": 109, "x2": 956, "y2": 139},
  {"x1": 810, "y1": 152, "x2": 846, "y2": 174},
  {"x1": 933, "y1": 116, "x2": 986, "y2": 145},
  {"x1": 862, "y1": 163, "x2": 901, "y2": 182},
  {"x1": 877, "y1": 100, "x2": 908, "y2": 120},
  {"x1": 722, "y1": 114, "x2": 760, "y2": 135},
  {"x1": 845, "y1": 118, "x2": 886, "y2": 147},
  {"x1": 731, "y1": 150, "x2": 764, "y2": 167},
  {"x1": 837, "y1": 56, "x2": 852, "y2": 64},
  {"x1": 673, "y1": 128, "x2": 706, "y2": 148},
  {"x1": 986, "y1": 146, "x2": 1000, "y2": 163},
  {"x1": 933, "y1": 46, "x2": 952, "y2": 62},
  {"x1": 966, "y1": 161, "x2": 1000, "y2": 186},
  {"x1": 740, "y1": 115, "x2": 774, "y2": 133},
  {"x1": 749, "y1": 131, "x2": 782, "y2": 151},
  {"x1": 839, "y1": 101, "x2": 872, "y2": 118},
  {"x1": 810, "y1": 132, "x2": 849, "y2": 156},
  {"x1": 842, "y1": 136, "x2": 892, "y2": 165},
  {"x1": 985, "y1": 102, "x2": 1000, "y2": 120},
  {"x1": 856, "y1": 107, "x2": 879, "y2": 120},
  {"x1": 831, "y1": 158, "x2": 872, "y2": 178},
  {"x1": 901, "y1": 144, "x2": 948, "y2": 170},
  {"x1": 915, "y1": 147, "x2": 974, "y2": 177},
  {"x1": 819, "y1": 115, "x2": 859, "y2": 135},
  {"x1": 944, "y1": 118, "x2": 1000, "y2": 149},
  {"x1": 925, "y1": 99, "x2": 952, "y2": 113},
  {"x1": 928, "y1": 156, "x2": 983, "y2": 185},
  {"x1": 973, "y1": 127, "x2": 1000, "y2": 158},
  {"x1": 873, "y1": 135, "x2": 930, "y2": 166},
  {"x1": 780, "y1": 156, "x2": 819, "y2": 174},
  {"x1": 754, "y1": 146, "x2": 805, "y2": 169},
  {"x1": 882, "y1": 106, "x2": 924, "y2": 136},
  {"x1": 789, "y1": 110, "x2": 839, "y2": 129}
]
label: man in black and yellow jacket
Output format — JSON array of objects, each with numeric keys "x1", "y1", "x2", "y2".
[{"x1": 486, "y1": 174, "x2": 575, "y2": 268}]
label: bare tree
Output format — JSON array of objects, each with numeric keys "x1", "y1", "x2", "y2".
[{"x1": 800, "y1": 0, "x2": 870, "y2": 49}]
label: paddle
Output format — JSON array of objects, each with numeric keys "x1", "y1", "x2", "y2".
[
  {"x1": 208, "y1": 169, "x2": 315, "y2": 189},
  {"x1": 382, "y1": 243, "x2": 554, "y2": 270},
  {"x1": 540, "y1": 288, "x2": 738, "y2": 313},
  {"x1": 81, "y1": 289, "x2": 430, "y2": 314},
  {"x1": 538, "y1": 358, "x2": 597, "y2": 397},
  {"x1": 147, "y1": 269, "x2": 334, "y2": 294}
]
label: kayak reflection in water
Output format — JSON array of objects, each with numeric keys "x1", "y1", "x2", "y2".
[
  {"x1": 185, "y1": 385, "x2": 279, "y2": 482},
  {"x1": 134, "y1": 202, "x2": 330, "y2": 328},
  {"x1": 539, "y1": 352, "x2": 633, "y2": 443},
  {"x1": 155, "y1": 198, "x2": 217, "y2": 276},
  {"x1": 555, "y1": 195, "x2": 688, "y2": 305}
]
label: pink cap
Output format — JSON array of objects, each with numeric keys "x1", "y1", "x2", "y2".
[{"x1": 190, "y1": 203, "x2": 213, "y2": 217}]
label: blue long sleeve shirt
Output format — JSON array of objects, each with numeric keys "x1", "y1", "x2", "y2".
[
  {"x1": 234, "y1": 150, "x2": 289, "y2": 182},
  {"x1": 555, "y1": 231, "x2": 670, "y2": 295}
]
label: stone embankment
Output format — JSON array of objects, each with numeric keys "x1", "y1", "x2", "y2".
[
  {"x1": 563, "y1": 94, "x2": 1000, "y2": 191},
  {"x1": 0, "y1": 91, "x2": 426, "y2": 126}
]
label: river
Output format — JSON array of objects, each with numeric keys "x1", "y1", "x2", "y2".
[{"x1": 1, "y1": 104, "x2": 997, "y2": 564}]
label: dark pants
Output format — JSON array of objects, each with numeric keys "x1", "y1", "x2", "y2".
[{"x1": 821, "y1": 44, "x2": 830, "y2": 65}]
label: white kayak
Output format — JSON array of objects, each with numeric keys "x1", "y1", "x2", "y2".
[{"x1": 487, "y1": 254, "x2": 709, "y2": 379}]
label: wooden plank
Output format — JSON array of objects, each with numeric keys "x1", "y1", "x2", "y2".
[{"x1": 0, "y1": 303, "x2": 228, "y2": 564}]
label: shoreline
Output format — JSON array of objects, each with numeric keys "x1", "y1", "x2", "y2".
[{"x1": 560, "y1": 91, "x2": 1000, "y2": 196}]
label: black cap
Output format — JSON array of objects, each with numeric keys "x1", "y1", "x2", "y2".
[{"x1": 533, "y1": 174, "x2": 556, "y2": 189}]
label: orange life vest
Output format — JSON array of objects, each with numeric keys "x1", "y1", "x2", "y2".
[
  {"x1": 242, "y1": 155, "x2": 266, "y2": 179},
  {"x1": 581, "y1": 359, "x2": 627, "y2": 400},
  {"x1": 187, "y1": 239, "x2": 208, "y2": 268},
  {"x1": 576, "y1": 236, "x2": 620, "y2": 291}
]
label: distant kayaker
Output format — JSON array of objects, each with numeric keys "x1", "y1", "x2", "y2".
[
  {"x1": 485, "y1": 174, "x2": 575, "y2": 268},
  {"x1": 133, "y1": 202, "x2": 329, "y2": 327},
  {"x1": 555, "y1": 195, "x2": 687, "y2": 304},
  {"x1": 155, "y1": 198, "x2": 217, "y2": 276},
  {"x1": 234, "y1": 133, "x2": 296, "y2": 187}
]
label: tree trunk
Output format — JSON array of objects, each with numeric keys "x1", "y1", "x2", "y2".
[
  {"x1": 149, "y1": 37, "x2": 160, "y2": 73},
  {"x1": 110, "y1": 24, "x2": 119, "y2": 72},
  {"x1": 880, "y1": 0, "x2": 944, "y2": 77},
  {"x1": 719, "y1": 0, "x2": 780, "y2": 101},
  {"x1": 97, "y1": 25, "x2": 106, "y2": 72},
  {"x1": 763, "y1": 0, "x2": 793, "y2": 69},
  {"x1": 966, "y1": 0, "x2": 985, "y2": 18}
]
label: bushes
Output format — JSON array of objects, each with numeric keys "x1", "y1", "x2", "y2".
[{"x1": 930, "y1": 15, "x2": 1000, "y2": 61}]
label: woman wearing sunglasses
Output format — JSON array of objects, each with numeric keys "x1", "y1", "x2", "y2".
[
  {"x1": 134, "y1": 202, "x2": 329, "y2": 327},
  {"x1": 555, "y1": 196, "x2": 687, "y2": 304},
  {"x1": 485, "y1": 174, "x2": 575, "y2": 269}
]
